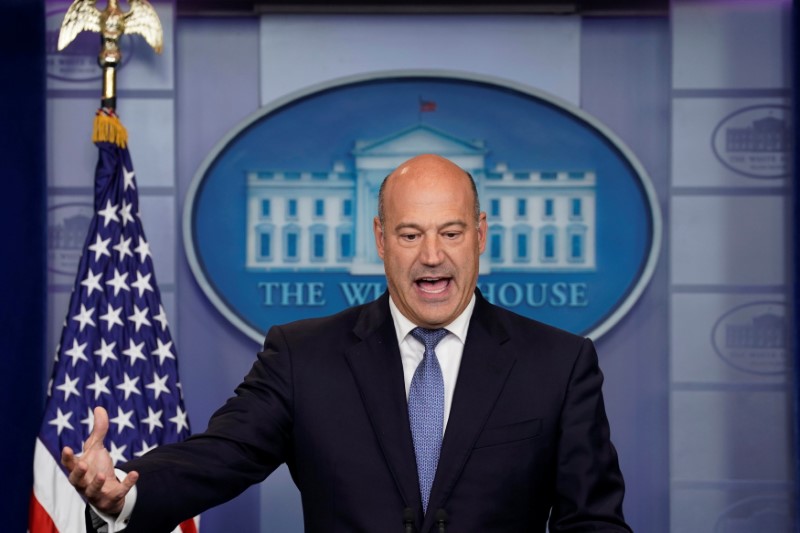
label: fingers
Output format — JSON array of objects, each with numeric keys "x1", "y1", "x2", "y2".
[
  {"x1": 62, "y1": 447, "x2": 92, "y2": 492},
  {"x1": 83, "y1": 469, "x2": 138, "y2": 516},
  {"x1": 66, "y1": 456, "x2": 89, "y2": 491},
  {"x1": 85, "y1": 469, "x2": 108, "y2": 496},
  {"x1": 61, "y1": 445, "x2": 77, "y2": 471},
  {"x1": 121, "y1": 470, "x2": 139, "y2": 490}
]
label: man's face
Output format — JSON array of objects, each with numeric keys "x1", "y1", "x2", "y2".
[{"x1": 374, "y1": 155, "x2": 487, "y2": 329}]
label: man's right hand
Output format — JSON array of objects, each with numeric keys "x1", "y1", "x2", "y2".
[{"x1": 61, "y1": 406, "x2": 139, "y2": 516}]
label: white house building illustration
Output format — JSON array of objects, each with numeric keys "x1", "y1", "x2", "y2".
[
  {"x1": 726, "y1": 115, "x2": 789, "y2": 153},
  {"x1": 245, "y1": 124, "x2": 596, "y2": 274}
]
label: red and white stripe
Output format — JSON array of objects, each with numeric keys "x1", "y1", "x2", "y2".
[{"x1": 30, "y1": 438, "x2": 85, "y2": 532}]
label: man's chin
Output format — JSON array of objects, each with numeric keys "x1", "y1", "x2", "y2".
[{"x1": 411, "y1": 303, "x2": 459, "y2": 328}]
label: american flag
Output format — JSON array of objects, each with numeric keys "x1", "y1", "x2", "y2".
[{"x1": 30, "y1": 112, "x2": 196, "y2": 533}]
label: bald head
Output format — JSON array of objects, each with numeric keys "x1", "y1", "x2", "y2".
[{"x1": 377, "y1": 154, "x2": 480, "y2": 229}]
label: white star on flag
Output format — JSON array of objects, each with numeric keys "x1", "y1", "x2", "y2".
[
  {"x1": 131, "y1": 271, "x2": 154, "y2": 297},
  {"x1": 110, "y1": 406, "x2": 136, "y2": 434},
  {"x1": 134, "y1": 238, "x2": 151, "y2": 262},
  {"x1": 81, "y1": 269, "x2": 103, "y2": 296},
  {"x1": 106, "y1": 268, "x2": 130, "y2": 296},
  {"x1": 93, "y1": 338, "x2": 118, "y2": 365},
  {"x1": 88, "y1": 234, "x2": 111, "y2": 261},
  {"x1": 141, "y1": 407, "x2": 164, "y2": 433},
  {"x1": 123, "y1": 166, "x2": 136, "y2": 191},
  {"x1": 55, "y1": 373, "x2": 80, "y2": 401},
  {"x1": 72, "y1": 304, "x2": 96, "y2": 332},
  {"x1": 100, "y1": 303, "x2": 125, "y2": 332},
  {"x1": 153, "y1": 304, "x2": 169, "y2": 330},
  {"x1": 64, "y1": 339, "x2": 89, "y2": 367},
  {"x1": 113, "y1": 235, "x2": 133, "y2": 260},
  {"x1": 123, "y1": 339, "x2": 147, "y2": 365},
  {"x1": 146, "y1": 371, "x2": 171, "y2": 399},
  {"x1": 119, "y1": 200, "x2": 135, "y2": 226},
  {"x1": 128, "y1": 304, "x2": 151, "y2": 332},
  {"x1": 86, "y1": 372, "x2": 111, "y2": 400},
  {"x1": 152, "y1": 338, "x2": 175, "y2": 365},
  {"x1": 97, "y1": 199, "x2": 119, "y2": 227},
  {"x1": 108, "y1": 441, "x2": 128, "y2": 465},
  {"x1": 48, "y1": 408, "x2": 74, "y2": 436},
  {"x1": 116, "y1": 373, "x2": 142, "y2": 400},
  {"x1": 169, "y1": 406, "x2": 190, "y2": 433}
]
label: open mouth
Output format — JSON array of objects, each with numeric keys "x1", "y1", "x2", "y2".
[{"x1": 416, "y1": 277, "x2": 451, "y2": 294}]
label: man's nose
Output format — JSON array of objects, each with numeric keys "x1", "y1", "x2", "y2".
[{"x1": 419, "y1": 236, "x2": 444, "y2": 266}]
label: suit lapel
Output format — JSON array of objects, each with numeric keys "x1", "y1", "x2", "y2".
[
  {"x1": 343, "y1": 293, "x2": 422, "y2": 513},
  {"x1": 422, "y1": 293, "x2": 516, "y2": 531}
]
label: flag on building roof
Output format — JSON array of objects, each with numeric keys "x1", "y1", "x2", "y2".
[
  {"x1": 419, "y1": 98, "x2": 437, "y2": 112},
  {"x1": 30, "y1": 110, "x2": 197, "y2": 533}
]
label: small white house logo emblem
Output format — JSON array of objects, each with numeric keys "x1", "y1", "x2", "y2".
[
  {"x1": 711, "y1": 105, "x2": 790, "y2": 179},
  {"x1": 711, "y1": 301, "x2": 787, "y2": 375},
  {"x1": 185, "y1": 72, "x2": 661, "y2": 343},
  {"x1": 48, "y1": 203, "x2": 94, "y2": 275}
]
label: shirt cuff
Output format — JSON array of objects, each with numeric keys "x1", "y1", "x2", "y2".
[{"x1": 88, "y1": 468, "x2": 138, "y2": 532}]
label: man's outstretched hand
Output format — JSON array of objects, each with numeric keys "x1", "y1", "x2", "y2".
[{"x1": 61, "y1": 406, "x2": 139, "y2": 516}]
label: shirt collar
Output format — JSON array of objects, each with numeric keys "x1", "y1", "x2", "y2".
[{"x1": 388, "y1": 293, "x2": 476, "y2": 346}]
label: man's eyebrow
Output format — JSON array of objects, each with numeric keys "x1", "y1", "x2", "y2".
[
  {"x1": 392, "y1": 220, "x2": 468, "y2": 232},
  {"x1": 438, "y1": 220, "x2": 468, "y2": 230},
  {"x1": 393, "y1": 222, "x2": 423, "y2": 233}
]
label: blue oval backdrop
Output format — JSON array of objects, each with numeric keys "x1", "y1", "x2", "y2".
[{"x1": 184, "y1": 72, "x2": 661, "y2": 343}]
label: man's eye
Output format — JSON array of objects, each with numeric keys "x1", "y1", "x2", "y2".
[
  {"x1": 443, "y1": 232, "x2": 461, "y2": 239},
  {"x1": 400, "y1": 234, "x2": 419, "y2": 242}
]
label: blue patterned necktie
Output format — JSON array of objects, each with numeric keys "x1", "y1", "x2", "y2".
[{"x1": 408, "y1": 327, "x2": 448, "y2": 514}]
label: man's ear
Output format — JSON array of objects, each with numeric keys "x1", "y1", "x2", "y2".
[
  {"x1": 373, "y1": 216, "x2": 385, "y2": 260},
  {"x1": 477, "y1": 212, "x2": 488, "y2": 254}
]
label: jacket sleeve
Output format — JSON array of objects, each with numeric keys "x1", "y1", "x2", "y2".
[
  {"x1": 117, "y1": 325, "x2": 295, "y2": 532},
  {"x1": 549, "y1": 337, "x2": 632, "y2": 532}
]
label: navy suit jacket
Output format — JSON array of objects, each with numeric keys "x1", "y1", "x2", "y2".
[{"x1": 117, "y1": 291, "x2": 630, "y2": 532}]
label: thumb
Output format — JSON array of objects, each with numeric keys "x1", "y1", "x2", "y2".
[{"x1": 86, "y1": 406, "x2": 110, "y2": 449}]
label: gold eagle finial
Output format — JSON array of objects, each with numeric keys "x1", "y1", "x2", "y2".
[
  {"x1": 58, "y1": 0, "x2": 163, "y2": 56},
  {"x1": 57, "y1": 0, "x2": 163, "y2": 110}
]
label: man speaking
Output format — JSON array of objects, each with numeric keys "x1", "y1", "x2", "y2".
[{"x1": 63, "y1": 154, "x2": 632, "y2": 532}]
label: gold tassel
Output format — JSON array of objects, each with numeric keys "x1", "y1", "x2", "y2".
[{"x1": 92, "y1": 110, "x2": 128, "y2": 148}]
